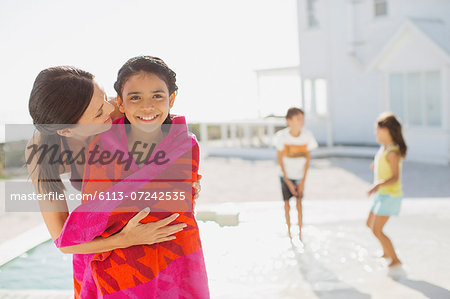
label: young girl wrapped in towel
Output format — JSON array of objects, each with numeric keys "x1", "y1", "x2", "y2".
[{"x1": 55, "y1": 56, "x2": 209, "y2": 298}]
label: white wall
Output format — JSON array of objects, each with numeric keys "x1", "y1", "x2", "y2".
[
  {"x1": 405, "y1": 129, "x2": 449, "y2": 164},
  {"x1": 298, "y1": 0, "x2": 383, "y2": 145},
  {"x1": 446, "y1": 65, "x2": 450, "y2": 163},
  {"x1": 297, "y1": 0, "x2": 330, "y2": 76}
]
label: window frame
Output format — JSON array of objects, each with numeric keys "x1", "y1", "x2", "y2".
[
  {"x1": 374, "y1": 0, "x2": 388, "y2": 18},
  {"x1": 306, "y1": 0, "x2": 319, "y2": 29},
  {"x1": 302, "y1": 77, "x2": 328, "y2": 117},
  {"x1": 388, "y1": 70, "x2": 443, "y2": 129}
]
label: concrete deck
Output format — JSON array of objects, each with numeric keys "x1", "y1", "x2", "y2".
[{"x1": 1, "y1": 156, "x2": 449, "y2": 298}]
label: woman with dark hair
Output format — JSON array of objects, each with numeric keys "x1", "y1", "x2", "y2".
[{"x1": 26, "y1": 65, "x2": 198, "y2": 255}]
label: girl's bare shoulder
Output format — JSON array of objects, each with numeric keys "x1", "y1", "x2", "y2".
[{"x1": 386, "y1": 148, "x2": 400, "y2": 161}]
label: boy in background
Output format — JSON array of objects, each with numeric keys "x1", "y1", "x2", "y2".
[{"x1": 275, "y1": 107, "x2": 318, "y2": 241}]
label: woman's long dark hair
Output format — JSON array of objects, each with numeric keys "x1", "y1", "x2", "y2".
[
  {"x1": 114, "y1": 56, "x2": 177, "y2": 125},
  {"x1": 377, "y1": 112, "x2": 407, "y2": 158},
  {"x1": 28, "y1": 66, "x2": 94, "y2": 194}
]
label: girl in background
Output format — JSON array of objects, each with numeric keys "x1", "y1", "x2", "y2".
[{"x1": 367, "y1": 112, "x2": 407, "y2": 268}]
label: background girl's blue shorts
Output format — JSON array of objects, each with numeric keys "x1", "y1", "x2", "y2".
[{"x1": 371, "y1": 193, "x2": 403, "y2": 216}]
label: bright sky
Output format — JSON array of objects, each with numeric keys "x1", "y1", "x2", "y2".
[{"x1": 0, "y1": 0, "x2": 300, "y2": 130}]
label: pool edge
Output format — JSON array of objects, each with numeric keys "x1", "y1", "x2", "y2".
[
  {"x1": 0, "y1": 223, "x2": 51, "y2": 267},
  {"x1": 0, "y1": 289, "x2": 73, "y2": 298}
]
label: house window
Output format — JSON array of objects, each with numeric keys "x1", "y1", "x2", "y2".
[
  {"x1": 424, "y1": 71, "x2": 442, "y2": 126},
  {"x1": 374, "y1": 0, "x2": 388, "y2": 17},
  {"x1": 307, "y1": 0, "x2": 319, "y2": 28},
  {"x1": 303, "y1": 78, "x2": 328, "y2": 116},
  {"x1": 389, "y1": 71, "x2": 442, "y2": 127}
]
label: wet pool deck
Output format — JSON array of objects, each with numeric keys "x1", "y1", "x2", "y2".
[
  {"x1": 201, "y1": 199, "x2": 450, "y2": 299},
  {"x1": 1, "y1": 156, "x2": 449, "y2": 298}
]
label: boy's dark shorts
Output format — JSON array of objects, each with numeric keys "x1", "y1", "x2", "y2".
[{"x1": 280, "y1": 177, "x2": 303, "y2": 201}]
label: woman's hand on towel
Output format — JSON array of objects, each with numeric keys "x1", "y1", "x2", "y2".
[{"x1": 119, "y1": 208, "x2": 187, "y2": 247}]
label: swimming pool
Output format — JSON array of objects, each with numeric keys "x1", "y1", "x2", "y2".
[{"x1": 0, "y1": 239, "x2": 72, "y2": 290}]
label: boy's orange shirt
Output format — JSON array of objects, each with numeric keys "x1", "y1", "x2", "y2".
[{"x1": 282, "y1": 144, "x2": 309, "y2": 157}]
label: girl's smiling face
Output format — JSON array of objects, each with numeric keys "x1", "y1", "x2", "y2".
[{"x1": 118, "y1": 71, "x2": 175, "y2": 126}]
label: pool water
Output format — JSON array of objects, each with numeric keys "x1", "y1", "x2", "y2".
[{"x1": 0, "y1": 239, "x2": 73, "y2": 289}]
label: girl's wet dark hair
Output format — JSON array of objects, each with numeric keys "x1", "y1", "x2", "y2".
[
  {"x1": 28, "y1": 66, "x2": 94, "y2": 194},
  {"x1": 114, "y1": 56, "x2": 177, "y2": 125},
  {"x1": 377, "y1": 112, "x2": 407, "y2": 158}
]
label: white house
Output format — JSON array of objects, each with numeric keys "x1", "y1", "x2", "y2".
[{"x1": 296, "y1": 0, "x2": 450, "y2": 164}]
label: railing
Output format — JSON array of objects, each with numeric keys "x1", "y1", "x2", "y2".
[{"x1": 188, "y1": 119, "x2": 286, "y2": 156}]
